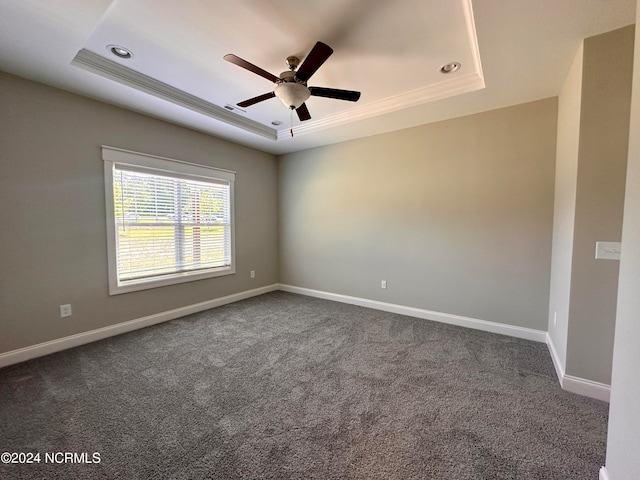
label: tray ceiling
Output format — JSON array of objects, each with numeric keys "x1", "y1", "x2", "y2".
[{"x1": 0, "y1": 0, "x2": 635, "y2": 154}]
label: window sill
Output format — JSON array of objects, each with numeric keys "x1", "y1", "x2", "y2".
[{"x1": 109, "y1": 266, "x2": 235, "y2": 295}]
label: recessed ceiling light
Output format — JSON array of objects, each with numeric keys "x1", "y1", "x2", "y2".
[
  {"x1": 107, "y1": 45, "x2": 133, "y2": 59},
  {"x1": 440, "y1": 62, "x2": 461, "y2": 74},
  {"x1": 271, "y1": 120, "x2": 283, "y2": 126}
]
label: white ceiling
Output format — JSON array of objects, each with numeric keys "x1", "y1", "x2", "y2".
[{"x1": 0, "y1": 0, "x2": 635, "y2": 155}]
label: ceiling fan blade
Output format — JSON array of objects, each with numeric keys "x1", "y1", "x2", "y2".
[
  {"x1": 295, "y1": 42, "x2": 334, "y2": 82},
  {"x1": 309, "y1": 87, "x2": 361, "y2": 102},
  {"x1": 223, "y1": 54, "x2": 279, "y2": 83},
  {"x1": 296, "y1": 103, "x2": 311, "y2": 121},
  {"x1": 237, "y1": 91, "x2": 276, "y2": 108}
]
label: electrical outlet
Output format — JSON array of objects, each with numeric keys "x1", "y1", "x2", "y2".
[
  {"x1": 250, "y1": 270, "x2": 255, "y2": 278},
  {"x1": 553, "y1": 311, "x2": 557, "y2": 327},
  {"x1": 60, "y1": 304, "x2": 72, "y2": 318},
  {"x1": 381, "y1": 280, "x2": 387, "y2": 289}
]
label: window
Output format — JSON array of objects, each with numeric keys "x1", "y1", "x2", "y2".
[{"x1": 102, "y1": 146, "x2": 235, "y2": 295}]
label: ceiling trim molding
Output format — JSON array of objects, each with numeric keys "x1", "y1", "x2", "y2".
[
  {"x1": 463, "y1": 0, "x2": 484, "y2": 79},
  {"x1": 71, "y1": 49, "x2": 276, "y2": 140},
  {"x1": 280, "y1": 72, "x2": 485, "y2": 139}
]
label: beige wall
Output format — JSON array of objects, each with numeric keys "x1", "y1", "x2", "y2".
[
  {"x1": 548, "y1": 43, "x2": 584, "y2": 371},
  {"x1": 0, "y1": 71, "x2": 279, "y2": 354},
  {"x1": 565, "y1": 26, "x2": 634, "y2": 385},
  {"x1": 606, "y1": 6, "x2": 640, "y2": 478},
  {"x1": 279, "y1": 98, "x2": 557, "y2": 330}
]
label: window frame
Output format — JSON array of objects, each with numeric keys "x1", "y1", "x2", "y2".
[{"x1": 102, "y1": 146, "x2": 236, "y2": 295}]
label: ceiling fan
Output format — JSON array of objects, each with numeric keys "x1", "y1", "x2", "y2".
[{"x1": 224, "y1": 41, "x2": 361, "y2": 122}]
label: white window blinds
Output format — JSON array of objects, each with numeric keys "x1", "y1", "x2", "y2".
[{"x1": 103, "y1": 147, "x2": 235, "y2": 294}]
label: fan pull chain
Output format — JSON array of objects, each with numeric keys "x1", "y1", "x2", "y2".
[{"x1": 290, "y1": 108, "x2": 294, "y2": 137}]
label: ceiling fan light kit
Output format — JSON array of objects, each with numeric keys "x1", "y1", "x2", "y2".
[
  {"x1": 224, "y1": 41, "x2": 361, "y2": 126},
  {"x1": 274, "y1": 82, "x2": 310, "y2": 110}
]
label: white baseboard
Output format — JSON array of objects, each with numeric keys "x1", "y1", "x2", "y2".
[
  {"x1": 600, "y1": 466, "x2": 610, "y2": 480},
  {"x1": 546, "y1": 334, "x2": 565, "y2": 387},
  {"x1": 546, "y1": 333, "x2": 610, "y2": 402},
  {"x1": 563, "y1": 375, "x2": 611, "y2": 402},
  {"x1": 278, "y1": 284, "x2": 547, "y2": 343},
  {"x1": 0, "y1": 284, "x2": 278, "y2": 369}
]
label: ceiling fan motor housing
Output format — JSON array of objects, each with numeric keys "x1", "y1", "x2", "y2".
[{"x1": 278, "y1": 70, "x2": 298, "y2": 83}]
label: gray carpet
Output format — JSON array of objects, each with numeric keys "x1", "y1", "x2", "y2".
[{"x1": 0, "y1": 291, "x2": 608, "y2": 479}]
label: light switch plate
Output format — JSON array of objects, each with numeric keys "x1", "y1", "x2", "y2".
[{"x1": 595, "y1": 241, "x2": 621, "y2": 260}]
